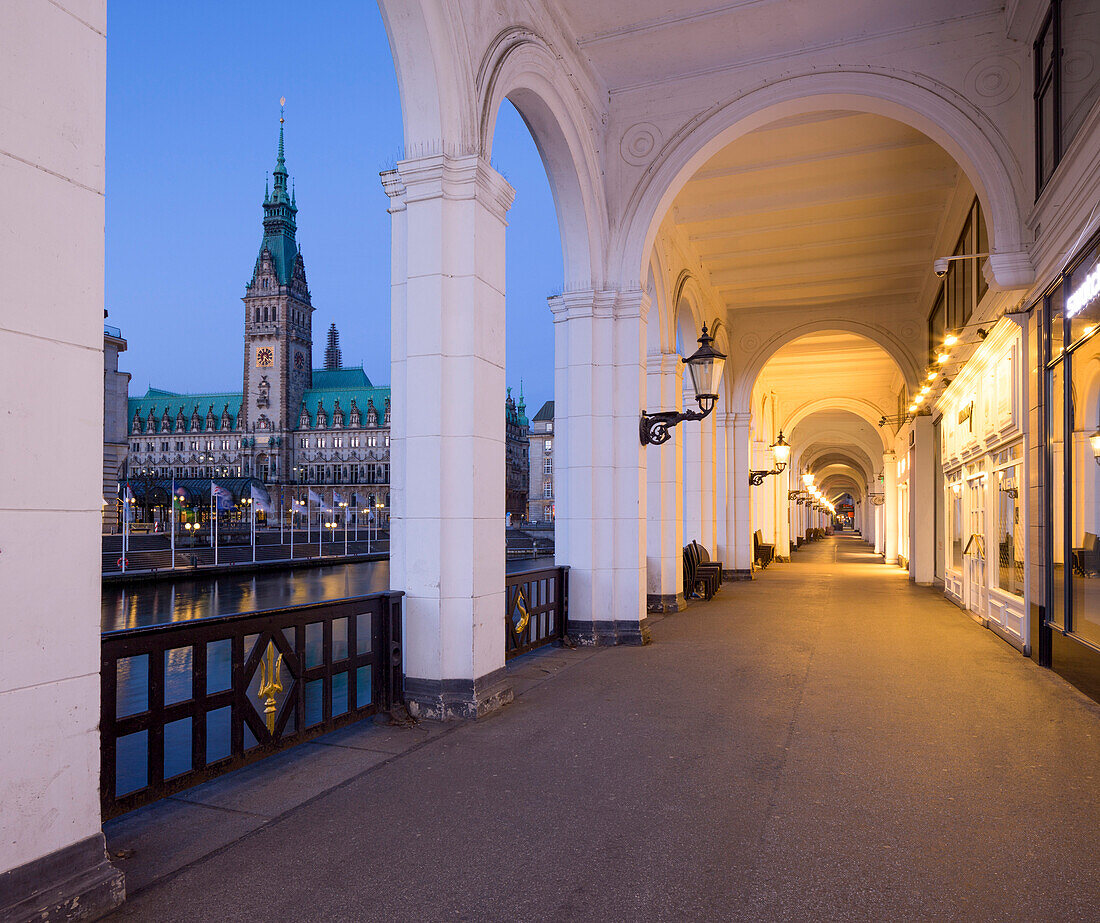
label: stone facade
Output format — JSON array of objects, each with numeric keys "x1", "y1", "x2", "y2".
[
  {"x1": 527, "y1": 400, "x2": 554, "y2": 523},
  {"x1": 103, "y1": 322, "x2": 130, "y2": 531},
  {"x1": 505, "y1": 387, "x2": 530, "y2": 524}
]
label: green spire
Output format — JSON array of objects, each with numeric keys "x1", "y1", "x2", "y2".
[{"x1": 253, "y1": 100, "x2": 298, "y2": 286}]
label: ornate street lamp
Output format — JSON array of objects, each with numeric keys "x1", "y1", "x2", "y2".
[
  {"x1": 1091, "y1": 429, "x2": 1100, "y2": 465},
  {"x1": 749, "y1": 432, "x2": 790, "y2": 486},
  {"x1": 640, "y1": 324, "x2": 727, "y2": 445}
]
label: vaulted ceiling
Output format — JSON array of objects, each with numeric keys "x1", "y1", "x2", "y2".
[{"x1": 672, "y1": 111, "x2": 959, "y2": 318}]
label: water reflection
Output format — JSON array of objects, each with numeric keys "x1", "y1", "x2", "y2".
[
  {"x1": 102, "y1": 561, "x2": 390, "y2": 632},
  {"x1": 102, "y1": 556, "x2": 551, "y2": 632}
]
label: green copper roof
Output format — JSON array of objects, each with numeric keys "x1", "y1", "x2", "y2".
[
  {"x1": 311, "y1": 366, "x2": 373, "y2": 389},
  {"x1": 128, "y1": 387, "x2": 243, "y2": 432}
]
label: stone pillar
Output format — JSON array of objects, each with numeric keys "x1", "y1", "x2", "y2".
[
  {"x1": 383, "y1": 154, "x2": 515, "y2": 719},
  {"x1": 884, "y1": 452, "x2": 899, "y2": 564},
  {"x1": 775, "y1": 467, "x2": 791, "y2": 560},
  {"x1": 700, "y1": 410, "x2": 718, "y2": 556},
  {"x1": 0, "y1": 2, "x2": 124, "y2": 918},
  {"x1": 715, "y1": 413, "x2": 728, "y2": 562},
  {"x1": 874, "y1": 500, "x2": 884, "y2": 555},
  {"x1": 910, "y1": 416, "x2": 935, "y2": 585},
  {"x1": 645, "y1": 353, "x2": 684, "y2": 612},
  {"x1": 681, "y1": 381, "x2": 702, "y2": 546},
  {"x1": 722, "y1": 413, "x2": 754, "y2": 578},
  {"x1": 551, "y1": 290, "x2": 648, "y2": 645}
]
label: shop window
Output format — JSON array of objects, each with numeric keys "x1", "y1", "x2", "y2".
[
  {"x1": 949, "y1": 481, "x2": 964, "y2": 571},
  {"x1": 1049, "y1": 334, "x2": 1067, "y2": 630},
  {"x1": 996, "y1": 462, "x2": 1025, "y2": 597},
  {"x1": 1070, "y1": 323, "x2": 1100, "y2": 646}
]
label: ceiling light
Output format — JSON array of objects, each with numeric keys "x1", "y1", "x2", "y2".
[
  {"x1": 937, "y1": 353, "x2": 949, "y2": 364},
  {"x1": 913, "y1": 394, "x2": 924, "y2": 404},
  {"x1": 944, "y1": 333, "x2": 958, "y2": 347},
  {"x1": 927, "y1": 370, "x2": 937, "y2": 381}
]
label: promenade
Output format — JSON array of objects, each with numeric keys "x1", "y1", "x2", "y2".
[{"x1": 106, "y1": 535, "x2": 1100, "y2": 921}]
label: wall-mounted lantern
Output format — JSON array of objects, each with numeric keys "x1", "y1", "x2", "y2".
[
  {"x1": 640, "y1": 324, "x2": 727, "y2": 445},
  {"x1": 748, "y1": 432, "x2": 790, "y2": 485},
  {"x1": 1091, "y1": 429, "x2": 1100, "y2": 465}
]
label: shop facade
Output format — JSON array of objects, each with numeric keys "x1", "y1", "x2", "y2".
[
  {"x1": 937, "y1": 318, "x2": 1031, "y2": 652},
  {"x1": 1043, "y1": 228, "x2": 1100, "y2": 699}
]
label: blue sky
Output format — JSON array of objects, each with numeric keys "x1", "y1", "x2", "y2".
[{"x1": 107, "y1": 0, "x2": 562, "y2": 415}]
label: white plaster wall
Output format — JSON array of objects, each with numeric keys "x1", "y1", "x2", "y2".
[{"x1": 0, "y1": 0, "x2": 107, "y2": 872}]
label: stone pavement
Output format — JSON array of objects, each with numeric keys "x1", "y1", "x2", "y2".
[{"x1": 105, "y1": 534, "x2": 1100, "y2": 921}]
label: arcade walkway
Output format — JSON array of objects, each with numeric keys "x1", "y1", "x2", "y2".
[{"x1": 108, "y1": 535, "x2": 1100, "y2": 921}]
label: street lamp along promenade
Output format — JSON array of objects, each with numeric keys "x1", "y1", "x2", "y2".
[
  {"x1": 748, "y1": 432, "x2": 791, "y2": 486},
  {"x1": 640, "y1": 324, "x2": 727, "y2": 445}
]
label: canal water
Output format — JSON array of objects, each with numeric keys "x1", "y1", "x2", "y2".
[{"x1": 104, "y1": 557, "x2": 553, "y2": 802}]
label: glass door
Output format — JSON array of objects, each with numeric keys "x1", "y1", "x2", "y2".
[{"x1": 965, "y1": 474, "x2": 987, "y2": 615}]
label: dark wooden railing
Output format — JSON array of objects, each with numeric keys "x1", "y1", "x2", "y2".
[
  {"x1": 101, "y1": 592, "x2": 402, "y2": 819},
  {"x1": 505, "y1": 566, "x2": 568, "y2": 660}
]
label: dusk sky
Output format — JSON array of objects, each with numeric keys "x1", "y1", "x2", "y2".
[{"x1": 106, "y1": 0, "x2": 562, "y2": 414}]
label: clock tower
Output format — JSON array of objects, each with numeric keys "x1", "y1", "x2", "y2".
[{"x1": 241, "y1": 108, "x2": 313, "y2": 480}]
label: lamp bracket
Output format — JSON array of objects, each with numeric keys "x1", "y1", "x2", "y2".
[
  {"x1": 748, "y1": 463, "x2": 787, "y2": 487},
  {"x1": 639, "y1": 405, "x2": 712, "y2": 446}
]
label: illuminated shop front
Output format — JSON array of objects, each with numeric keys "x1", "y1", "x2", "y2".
[
  {"x1": 938, "y1": 318, "x2": 1030, "y2": 650},
  {"x1": 1043, "y1": 229, "x2": 1100, "y2": 698}
]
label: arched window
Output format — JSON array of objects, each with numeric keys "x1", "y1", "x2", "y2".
[
  {"x1": 254, "y1": 307, "x2": 260, "y2": 323},
  {"x1": 263, "y1": 305, "x2": 268, "y2": 322},
  {"x1": 271, "y1": 304, "x2": 277, "y2": 322}
]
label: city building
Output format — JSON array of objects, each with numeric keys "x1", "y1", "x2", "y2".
[
  {"x1": 527, "y1": 400, "x2": 554, "y2": 523},
  {"x1": 102, "y1": 318, "x2": 129, "y2": 531},
  {"x1": 121, "y1": 121, "x2": 394, "y2": 523},
  {"x1": 505, "y1": 386, "x2": 529, "y2": 524}
]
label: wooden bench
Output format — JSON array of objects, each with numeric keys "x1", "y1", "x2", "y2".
[{"x1": 754, "y1": 530, "x2": 774, "y2": 569}]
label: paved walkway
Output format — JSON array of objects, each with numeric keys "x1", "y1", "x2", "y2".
[{"x1": 107, "y1": 535, "x2": 1100, "y2": 921}]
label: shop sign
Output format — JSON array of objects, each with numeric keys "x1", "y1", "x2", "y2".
[
  {"x1": 958, "y1": 401, "x2": 973, "y2": 430},
  {"x1": 1067, "y1": 262, "x2": 1100, "y2": 318}
]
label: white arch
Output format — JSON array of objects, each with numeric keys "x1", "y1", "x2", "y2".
[
  {"x1": 616, "y1": 68, "x2": 1030, "y2": 290},
  {"x1": 738, "y1": 322, "x2": 919, "y2": 410},
  {"x1": 377, "y1": 0, "x2": 476, "y2": 152},
  {"x1": 784, "y1": 400, "x2": 893, "y2": 451},
  {"x1": 477, "y1": 28, "x2": 608, "y2": 292}
]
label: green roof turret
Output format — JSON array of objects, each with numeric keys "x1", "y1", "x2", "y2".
[{"x1": 252, "y1": 99, "x2": 298, "y2": 286}]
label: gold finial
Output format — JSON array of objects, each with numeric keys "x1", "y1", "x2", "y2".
[{"x1": 279, "y1": 96, "x2": 286, "y2": 123}]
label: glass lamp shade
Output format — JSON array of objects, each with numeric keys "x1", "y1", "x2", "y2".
[
  {"x1": 1091, "y1": 430, "x2": 1100, "y2": 460},
  {"x1": 683, "y1": 324, "x2": 727, "y2": 403},
  {"x1": 802, "y1": 473, "x2": 814, "y2": 488},
  {"x1": 770, "y1": 432, "x2": 791, "y2": 468}
]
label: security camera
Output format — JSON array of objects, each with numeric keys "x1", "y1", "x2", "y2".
[{"x1": 933, "y1": 258, "x2": 950, "y2": 277}]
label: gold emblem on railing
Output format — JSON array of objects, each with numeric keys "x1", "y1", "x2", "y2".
[
  {"x1": 512, "y1": 588, "x2": 530, "y2": 634},
  {"x1": 257, "y1": 640, "x2": 283, "y2": 734}
]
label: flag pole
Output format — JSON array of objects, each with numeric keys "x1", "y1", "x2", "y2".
[
  {"x1": 251, "y1": 486, "x2": 256, "y2": 564},
  {"x1": 318, "y1": 489, "x2": 323, "y2": 558},
  {"x1": 344, "y1": 499, "x2": 349, "y2": 557},
  {"x1": 290, "y1": 491, "x2": 295, "y2": 562},
  {"x1": 170, "y1": 479, "x2": 176, "y2": 570},
  {"x1": 122, "y1": 485, "x2": 128, "y2": 574}
]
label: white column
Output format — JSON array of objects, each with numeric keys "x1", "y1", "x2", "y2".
[
  {"x1": 551, "y1": 290, "x2": 648, "y2": 644},
  {"x1": 911, "y1": 417, "x2": 935, "y2": 584},
  {"x1": 775, "y1": 467, "x2": 791, "y2": 560},
  {"x1": 0, "y1": 1, "x2": 123, "y2": 916},
  {"x1": 875, "y1": 499, "x2": 885, "y2": 555},
  {"x1": 884, "y1": 452, "x2": 899, "y2": 564},
  {"x1": 384, "y1": 154, "x2": 515, "y2": 719},
  {"x1": 715, "y1": 412, "x2": 728, "y2": 564},
  {"x1": 700, "y1": 410, "x2": 718, "y2": 555},
  {"x1": 682, "y1": 381, "x2": 702, "y2": 546},
  {"x1": 722, "y1": 413, "x2": 754, "y2": 577},
  {"x1": 645, "y1": 353, "x2": 684, "y2": 611}
]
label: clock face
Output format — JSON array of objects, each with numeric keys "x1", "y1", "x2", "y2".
[
  {"x1": 256, "y1": 347, "x2": 274, "y2": 368},
  {"x1": 294, "y1": 351, "x2": 305, "y2": 371}
]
